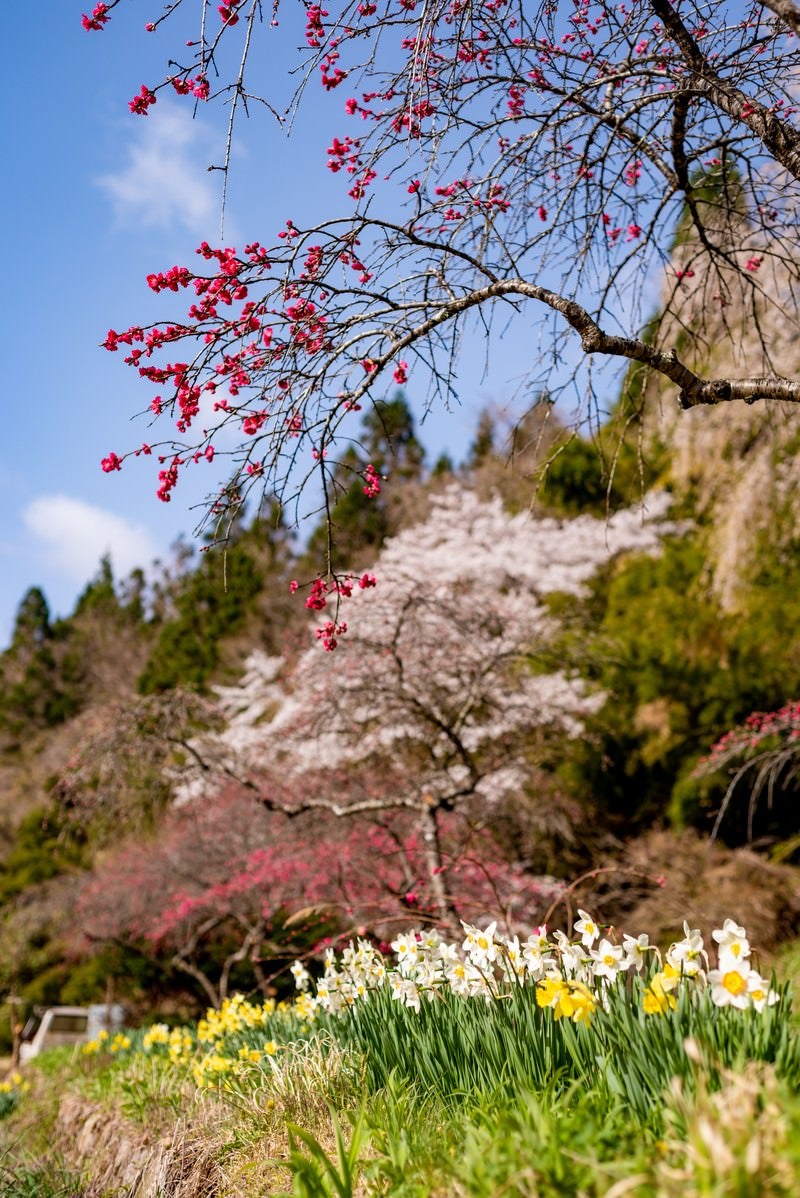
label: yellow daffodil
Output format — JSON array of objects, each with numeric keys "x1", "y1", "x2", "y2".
[{"x1": 643, "y1": 975, "x2": 678, "y2": 1015}]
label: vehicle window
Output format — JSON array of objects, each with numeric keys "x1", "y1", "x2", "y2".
[{"x1": 48, "y1": 1015, "x2": 88, "y2": 1034}]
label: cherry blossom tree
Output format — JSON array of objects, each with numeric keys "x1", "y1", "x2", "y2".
[
  {"x1": 173, "y1": 485, "x2": 678, "y2": 922},
  {"x1": 87, "y1": 0, "x2": 800, "y2": 573}
]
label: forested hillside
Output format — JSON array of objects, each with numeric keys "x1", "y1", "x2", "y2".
[{"x1": 0, "y1": 375, "x2": 799, "y2": 1045}]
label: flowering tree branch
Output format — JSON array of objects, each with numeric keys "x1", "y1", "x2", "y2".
[{"x1": 80, "y1": 0, "x2": 800, "y2": 571}]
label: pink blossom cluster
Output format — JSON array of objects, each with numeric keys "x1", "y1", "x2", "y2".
[
  {"x1": 81, "y1": 2, "x2": 109, "y2": 31},
  {"x1": 702, "y1": 700, "x2": 800, "y2": 769}
]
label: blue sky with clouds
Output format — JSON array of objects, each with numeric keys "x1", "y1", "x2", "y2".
[{"x1": 0, "y1": 2, "x2": 597, "y2": 648}]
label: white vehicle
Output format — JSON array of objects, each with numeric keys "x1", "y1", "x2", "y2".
[{"x1": 19, "y1": 1004, "x2": 125, "y2": 1062}]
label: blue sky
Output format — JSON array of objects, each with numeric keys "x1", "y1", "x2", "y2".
[
  {"x1": 1, "y1": 2, "x2": 521, "y2": 648},
  {"x1": 1, "y1": 2, "x2": 621, "y2": 649}
]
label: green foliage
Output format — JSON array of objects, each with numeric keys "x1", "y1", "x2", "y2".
[
  {"x1": 360, "y1": 394, "x2": 425, "y2": 479},
  {"x1": 11, "y1": 588, "x2": 52, "y2": 651},
  {"x1": 0, "y1": 1157, "x2": 86, "y2": 1198},
  {"x1": 467, "y1": 408, "x2": 496, "y2": 468},
  {"x1": 330, "y1": 974, "x2": 800, "y2": 1128},
  {"x1": 451, "y1": 1088, "x2": 650, "y2": 1198},
  {"x1": 281, "y1": 1103, "x2": 369, "y2": 1198},
  {"x1": 537, "y1": 419, "x2": 668, "y2": 517},
  {"x1": 138, "y1": 540, "x2": 263, "y2": 693},
  {"x1": 359, "y1": 1076, "x2": 453, "y2": 1196},
  {"x1": 431, "y1": 452, "x2": 454, "y2": 477},
  {"x1": 80, "y1": 1050, "x2": 186, "y2": 1126},
  {"x1": 58, "y1": 947, "x2": 160, "y2": 1008},
  {"x1": 0, "y1": 589, "x2": 83, "y2": 735},
  {"x1": 305, "y1": 394, "x2": 425, "y2": 567},
  {"x1": 0, "y1": 806, "x2": 86, "y2": 904},
  {"x1": 670, "y1": 162, "x2": 747, "y2": 253},
  {"x1": 72, "y1": 555, "x2": 120, "y2": 617},
  {"x1": 539, "y1": 434, "x2": 628, "y2": 514},
  {"x1": 562, "y1": 529, "x2": 800, "y2": 836}
]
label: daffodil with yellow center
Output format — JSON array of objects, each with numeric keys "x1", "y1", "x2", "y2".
[{"x1": 708, "y1": 956, "x2": 756, "y2": 1009}]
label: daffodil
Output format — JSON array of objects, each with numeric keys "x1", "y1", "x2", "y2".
[
  {"x1": 622, "y1": 932, "x2": 651, "y2": 971},
  {"x1": 666, "y1": 923, "x2": 706, "y2": 978},
  {"x1": 574, "y1": 909, "x2": 600, "y2": 948},
  {"x1": 290, "y1": 960, "x2": 311, "y2": 991},
  {"x1": 142, "y1": 1023, "x2": 171, "y2": 1050},
  {"x1": 502, "y1": 935, "x2": 526, "y2": 980},
  {"x1": 391, "y1": 931, "x2": 420, "y2": 968},
  {"x1": 537, "y1": 976, "x2": 597, "y2": 1021},
  {"x1": 238, "y1": 1046, "x2": 262, "y2": 1062},
  {"x1": 747, "y1": 973, "x2": 780, "y2": 1013},
  {"x1": 559, "y1": 981, "x2": 597, "y2": 1023},
  {"x1": 591, "y1": 937, "x2": 626, "y2": 982},
  {"x1": 711, "y1": 919, "x2": 750, "y2": 962},
  {"x1": 643, "y1": 975, "x2": 677, "y2": 1015},
  {"x1": 536, "y1": 976, "x2": 569, "y2": 1010},
  {"x1": 461, "y1": 920, "x2": 498, "y2": 965},
  {"x1": 708, "y1": 962, "x2": 755, "y2": 1009},
  {"x1": 553, "y1": 930, "x2": 584, "y2": 976}
]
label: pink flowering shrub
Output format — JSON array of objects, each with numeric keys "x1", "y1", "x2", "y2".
[
  {"x1": 77, "y1": 787, "x2": 559, "y2": 1004},
  {"x1": 696, "y1": 701, "x2": 800, "y2": 844}
]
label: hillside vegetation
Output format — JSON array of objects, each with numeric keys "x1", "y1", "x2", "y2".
[{"x1": 1, "y1": 372, "x2": 800, "y2": 1191}]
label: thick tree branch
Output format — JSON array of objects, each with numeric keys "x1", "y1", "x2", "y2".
[
  {"x1": 760, "y1": 0, "x2": 800, "y2": 35},
  {"x1": 348, "y1": 276, "x2": 800, "y2": 410},
  {"x1": 651, "y1": 0, "x2": 800, "y2": 180}
]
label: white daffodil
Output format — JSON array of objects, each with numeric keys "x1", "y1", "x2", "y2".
[
  {"x1": 746, "y1": 972, "x2": 780, "y2": 1013},
  {"x1": 591, "y1": 937, "x2": 626, "y2": 982},
  {"x1": 290, "y1": 960, "x2": 311, "y2": 990},
  {"x1": 622, "y1": 932, "x2": 651, "y2": 972},
  {"x1": 437, "y1": 940, "x2": 460, "y2": 965},
  {"x1": 708, "y1": 962, "x2": 757, "y2": 1009},
  {"x1": 666, "y1": 923, "x2": 706, "y2": 978},
  {"x1": 420, "y1": 928, "x2": 442, "y2": 954},
  {"x1": 521, "y1": 942, "x2": 546, "y2": 979},
  {"x1": 414, "y1": 959, "x2": 440, "y2": 994},
  {"x1": 574, "y1": 909, "x2": 600, "y2": 948},
  {"x1": 400, "y1": 979, "x2": 421, "y2": 1012},
  {"x1": 389, "y1": 972, "x2": 406, "y2": 1000},
  {"x1": 502, "y1": 935, "x2": 526, "y2": 979},
  {"x1": 462, "y1": 920, "x2": 498, "y2": 965},
  {"x1": 554, "y1": 930, "x2": 585, "y2": 976},
  {"x1": 527, "y1": 927, "x2": 551, "y2": 952},
  {"x1": 447, "y1": 959, "x2": 485, "y2": 997},
  {"x1": 391, "y1": 931, "x2": 420, "y2": 969},
  {"x1": 711, "y1": 919, "x2": 750, "y2": 963}
]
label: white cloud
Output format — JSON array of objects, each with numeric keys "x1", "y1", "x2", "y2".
[
  {"x1": 96, "y1": 102, "x2": 219, "y2": 236},
  {"x1": 23, "y1": 496, "x2": 157, "y2": 583}
]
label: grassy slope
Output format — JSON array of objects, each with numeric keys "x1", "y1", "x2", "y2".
[{"x1": 2, "y1": 939, "x2": 800, "y2": 1198}]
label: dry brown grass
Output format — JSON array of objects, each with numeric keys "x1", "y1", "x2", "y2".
[{"x1": 617, "y1": 829, "x2": 800, "y2": 955}]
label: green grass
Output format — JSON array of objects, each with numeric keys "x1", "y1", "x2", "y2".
[
  {"x1": 3, "y1": 967, "x2": 800, "y2": 1196},
  {"x1": 327, "y1": 972, "x2": 799, "y2": 1128},
  {"x1": 0, "y1": 1154, "x2": 86, "y2": 1198}
]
